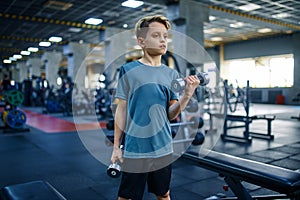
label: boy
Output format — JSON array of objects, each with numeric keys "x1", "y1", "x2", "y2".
[{"x1": 111, "y1": 15, "x2": 200, "y2": 200}]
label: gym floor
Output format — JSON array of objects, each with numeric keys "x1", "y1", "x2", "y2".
[{"x1": 0, "y1": 104, "x2": 300, "y2": 200}]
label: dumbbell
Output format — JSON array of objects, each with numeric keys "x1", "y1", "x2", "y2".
[
  {"x1": 170, "y1": 116, "x2": 204, "y2": 129},
  {"x1": 107, "y1": 162, "x2": 121, "y2": 178},
  {"x1": 171, "y1": 72, "x2": 209, "y2": 92}
]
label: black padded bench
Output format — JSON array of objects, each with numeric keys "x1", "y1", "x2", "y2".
[
  {"x1": 0, "y1": 180, "x2": 66, "y2": 200},
  {"x1": 182, "y1": 150, "x2": 300, "y2": 199}
]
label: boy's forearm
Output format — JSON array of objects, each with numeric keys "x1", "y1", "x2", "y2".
[
  {"x1": 114, "y1": 101, "x2": 127, "y2": 148},
  {"x1": 168, "y1": 94, "x2": 192, "y2": 121}
]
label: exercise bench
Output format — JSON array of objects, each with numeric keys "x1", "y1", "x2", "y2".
[
  {"x1": 182, "y1": 150, "x2": 300, "y2": 199},
  {"x1": 222, "y1": 80, "x2": 276, "y2": 143},
  {"x1": 0, "y1": 180, "x2": 67, "y2": 200}
]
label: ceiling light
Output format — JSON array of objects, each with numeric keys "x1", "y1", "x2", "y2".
[
  {"x1": 122, "y1": 0, "x2": 144, "y2": 8},
  {"x1": 272, "y1": 13, "x2": 290, "y2": 19},
  {"x1": 9, "y1": 57, "x2": 17, "y2": 61},
  {"x1": 85, "y1": 18, "x2": 103, "y2": 25},
  {"x1": 210, "y1": 37, "x2": 223, "y2": 41},
  {"x1": 39, "y1": 41, "x2": 52, "y2": 47},
  {"x1": 204, "y1": 28, "x2": 225, "y2": 34},
  {"x1": 13, "y1": 54, "x2": 22, "y2": 59},
  {"x1": 68, "y1": 27, "x2": 82, "y2": 32},
  {"x1": 123, "y1": 24, "x2": 128, "y2": 28},
  {"x1": 230, "y1": 22, "x2": 244, "y2": 28},
  {"x1": 20, "y1": 51, "x2": 31, "y2": 56},
  {"x1": 28, "y1": 47, "x2": 39, "y2": 52},
  {"x1": 3, "y1": 59, "x2": 12, "y2": 64},
  {"x1": 238, "y1": 3, "x2": 261, "y2": 11},
  {"x1": 108, "y1": 20, "x2": 116, "y2": 25},
  {"x1": 49, "y1": 36, "x2": 62, "y2": 42},
  {"x1": 43, "y1": 0, "x2": 73, "y2": 11},
  {"x1": 257, "y1": 28, "x2": 272, "y2": 33},
  {"x1": 209, "y1": 16, "x2": 216, "y2": 21}
]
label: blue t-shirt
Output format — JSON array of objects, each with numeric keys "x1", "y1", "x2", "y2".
[{"x1": 115, "y1": 60, "x2": 179, "y2": 158}]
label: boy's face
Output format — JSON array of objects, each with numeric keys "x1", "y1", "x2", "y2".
[{"x1": 138, "y1": 22, "x2": 168, "y2": 56}]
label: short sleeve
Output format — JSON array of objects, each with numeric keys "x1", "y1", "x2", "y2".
[
  {"x1": 114, "y1": 66, "x2": 129, "y2": 100},
  {"x1": 170, "y1": 70, "x2": 179, "y2": 100}
]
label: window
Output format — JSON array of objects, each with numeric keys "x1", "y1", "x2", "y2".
[{"x1": 221, "y1": 54, "x2": 294, "y2": 88}]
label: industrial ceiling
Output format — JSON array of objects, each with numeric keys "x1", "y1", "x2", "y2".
[{"x1": 1, "y1": 0, "x2": 300, "y2": 66}]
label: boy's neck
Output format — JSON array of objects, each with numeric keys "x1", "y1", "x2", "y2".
[{"x1": 139, "y1": 55, "x2": 162, "y2": 67}]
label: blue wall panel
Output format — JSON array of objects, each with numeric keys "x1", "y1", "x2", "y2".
[{"x1": 224, "y1": 35, "x2": 293, "y2": 60}]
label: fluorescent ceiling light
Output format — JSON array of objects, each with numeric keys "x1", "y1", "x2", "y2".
[
  {"x1": 209, "y1": 16, "x2": 216, "y2": 21},
  {"x1": 3, "y1": 59, "x2": 12, "y2": 64},
  {"x1": 210, "y1": 37, "x2": 223, "y2": 41},
  {"x1": 39, "y1": 41, "x2": 52, "y2": 47},
  {"x1": 20, "y1": 51, "x2": 31, "y2": 55},
  {"x1": 238, "y1": 3, "x2": 261, "y2": 11},
  {"x1": 122, "y1": 0, "x2": 144, "y2": 8},
  {"x1": 28, "y1": 47, "x2": 39, "y2": 52},
  {"x1": 49, "y1": 36, "x2": 62, "y2": 42},
  {"x1": 204, "y1": 28, "x2": 225, "y2": 34},
  {"x1": 69, "y1": 27, "x2": 82, "y2": 32},
  {"x1": 230, "y1": 22, "x2": 244, "y2": 28},
  {"x1": 257, "y1": 28, "x2": 272, "y2": 33},
  {"x1": 85, "y1": 18, "x2": 103, "y2": 25},
  {"x1": 123, "y1": 23, "x2": 128, "y2": 28},
  {"x1": 13, "y1": 54, "x2": 22, "y2": 59},
  {"x1": 9, "y1": 57, "x2": 17, "y2": 61},
  {"x1": 272, "y1": 13, "x2": 290, "y2": 19}
]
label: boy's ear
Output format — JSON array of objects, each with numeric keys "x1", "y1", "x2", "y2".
[{"x1": 137, "y1": 37, "x2": 145, "y2": 48}]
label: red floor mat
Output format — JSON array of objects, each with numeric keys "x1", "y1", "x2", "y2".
[{"x1": 23, "y1": 109, "x2": 106, "y2": 133}]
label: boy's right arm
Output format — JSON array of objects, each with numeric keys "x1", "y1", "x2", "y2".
[{"x1": 111, "y1": 99, "x2": 127, "y2": 164}]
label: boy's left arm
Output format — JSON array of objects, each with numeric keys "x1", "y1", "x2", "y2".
[{"x1": 168, "y1": 75, "x2": 200, "y2": 121}]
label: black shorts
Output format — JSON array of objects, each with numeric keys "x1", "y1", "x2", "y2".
[{"x1": 118, "y1": 163, "x2": 172, "y2": 200}]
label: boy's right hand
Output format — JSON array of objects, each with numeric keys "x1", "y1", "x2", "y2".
[{"x1": 111, "y1": 146, "x2": 123, "y2": 164}]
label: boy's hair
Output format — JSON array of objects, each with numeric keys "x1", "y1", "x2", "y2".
[{"x1": 135, "y1": 15, "x2": 171, "y2": 38}]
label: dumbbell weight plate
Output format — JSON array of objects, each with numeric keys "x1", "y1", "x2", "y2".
[
  {"x1": 107, "y1": 163, "x2": 121, "y2": 178},
  {"x1": 6, "y1": 90, "x2": 24, "y2": 106},
  {"x1": 192, "y1": 131, "x2": 205, "y2": 145},
  {"x1": 189, "y1": 117, "x2": 204, "y2": 129},
  {"x1": 5, "y1": 109, "x2": 27, "y2": 129},
  {"x1": 171, "y1": 78, "x2": 185, "y2": 93}
]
